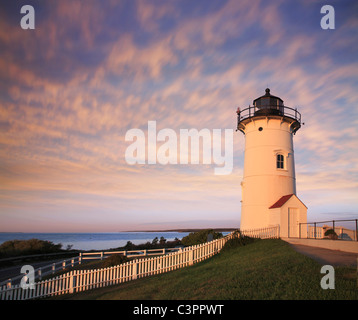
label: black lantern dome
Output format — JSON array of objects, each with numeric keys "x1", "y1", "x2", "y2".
[
  {"x1": 236, "y1": 88, "x2": 302, "y2": 135},
  {"x1": 253, "y1": 88, "x2": 284, "y2": 116}
]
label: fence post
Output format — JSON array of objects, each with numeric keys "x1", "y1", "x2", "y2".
[
  {"x1": 38, "y1": 268, "x2": 42, "y2": 281},
  {"x1": 189, "y1": 249, "x2": 194, "y2": 266},
  {"x1": 79, "y1": 252, "x2": 82, "y2": 265},
  {"x1": 69, "y1": 271, "x2": 74, "y2": 294},
  {"x1": 52, "y1": 263, "x2": 56, "y2": 275},
  {"x1": 6, "y1": 280, "x2": 11, "y2": 300},
  {"x1": 132, "y1": 260, "x2": 137, "y2": 280},
  {"x1": 100, "y1": 252, "x2": 104, "y2": 260},
  {"x1": 277, "y1": 225, "x2": 280, "y2": 238}
]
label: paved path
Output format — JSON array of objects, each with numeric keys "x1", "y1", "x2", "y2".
[{"x1": 289, "y1": 243, "x2": 358, "y2": 267}]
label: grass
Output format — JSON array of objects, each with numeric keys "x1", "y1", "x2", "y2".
[{"x1": 50, "y1": 239, "x2": 357, "y2": 300}]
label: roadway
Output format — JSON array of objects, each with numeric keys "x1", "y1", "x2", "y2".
[{"x1": 0, "y1": 257, "x2": 77, "y2": 286}]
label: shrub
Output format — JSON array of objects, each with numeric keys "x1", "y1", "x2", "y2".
[
  {"x1": 181, "y1": 229, "x2": 223, "y2": 246},
  {"x1": 0, "y1": 239, "x2": 63, "y2": 258},
  {"x1": 220, "y1": 232, "x2": 256, "y2": 253},
  {"x1": 101, "y1": 254, "x2": 129, "y2": 268},
  {"x1": 324, "y1": 229, "x2": 338, "y2": 240},
  {"x1": 124, "y1": 241, "x2": 135, "y2": 250}
]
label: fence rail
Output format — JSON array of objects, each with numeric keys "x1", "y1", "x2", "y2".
[
  {"x1": 0, "y1": 226, "x2": 279, "y2": 300},
  {"x1": 80, "y1": 247, "x2": 181, "y2": 261}
]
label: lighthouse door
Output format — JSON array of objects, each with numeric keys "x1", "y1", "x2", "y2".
[{"x1": 288, "y1": 208, "x2": 298, "y2": 238}]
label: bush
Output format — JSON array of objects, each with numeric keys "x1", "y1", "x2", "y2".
[
  {"x1": 101, "y1": 254, "x2": 129, "y2": 268},
  {"x1": 324, "y1": 229, "x2": 338, "y2": 240},
  {"x1": 124, "y1": 241, "x2": 136, "y2": 250},
  {"x1": 0, "y1": 239, "x2": 63, "y2": 258},
  {"x1": 181, "y1": 229, "x2": 223, "y2": 246},
  {"x1": 109, "y1": 237, "x2": 181, "y2": 252},
  {"x1": 220, "y1": 232, "x2": 256, "y2": 253}
]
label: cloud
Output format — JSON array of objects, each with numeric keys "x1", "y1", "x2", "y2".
[
  {"x1": 105, "y1": 34, "x2": 178, "y2": 80},
  {"x1": 0, "y1": 0, "x2": 357, "y2": 231}
]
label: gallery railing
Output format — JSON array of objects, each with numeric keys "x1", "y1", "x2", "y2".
[{"x1": 237, "y1": 105, "x2": 302, "y2": 133}]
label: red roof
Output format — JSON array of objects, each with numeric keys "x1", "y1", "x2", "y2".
[{"x1": 269, "y1": 194, "x2": 294, "y2": 209}]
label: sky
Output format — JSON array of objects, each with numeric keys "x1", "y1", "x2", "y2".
[{"x1": 0, "y1": 0, "x2": 357, "y2": 232}]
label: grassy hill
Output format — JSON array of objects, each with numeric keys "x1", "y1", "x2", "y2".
[{"x1": 51, "y1": 239, "x2": 357, "y2": 300}]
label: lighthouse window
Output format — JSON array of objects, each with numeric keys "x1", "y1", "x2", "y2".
[{"x1": 277, "y1": 154, "x2": 284, "y2": 169}]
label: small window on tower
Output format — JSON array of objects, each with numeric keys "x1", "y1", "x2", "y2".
[{"x1": 277, "y1": 154, "x2": 284, "y2": 169}]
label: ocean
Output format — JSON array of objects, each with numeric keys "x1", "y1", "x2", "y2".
[{"x1": 0, "y1": 232, "x2": 192, "y2": 251}]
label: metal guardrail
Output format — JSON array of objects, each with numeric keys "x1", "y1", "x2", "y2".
[
  {"x1": 298, "y1": 219, "x2": 358, "y2": 241},
  {"x1": 0, "y1": 251, "x2": 79, "y2": 263},
  {"x1": 0, "y1": 256, "x2": 81, "y2": 287}
]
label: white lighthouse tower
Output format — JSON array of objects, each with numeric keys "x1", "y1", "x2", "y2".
[{"x1": 237, "y1": 88, "x2": 307, "y2": 238}]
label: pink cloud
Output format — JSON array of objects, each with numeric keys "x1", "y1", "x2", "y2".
[{"x1": 105, "y1": 34, "x2": 178, "y2": 80}]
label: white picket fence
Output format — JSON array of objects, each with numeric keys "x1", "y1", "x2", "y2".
[
  {"x1": 0, "y1": 227, "x2": 279, "y2": 300},
  {"x1": 0, "y1": 247, "x2": 184, "y2": 288},
  {"x1": 240, "y1": 225, "x2": 280, "y2": 239}
]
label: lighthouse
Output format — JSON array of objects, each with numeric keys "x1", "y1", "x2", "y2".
[{"x1": 237, "y1": 89, "x2": 307, "y2": 238}]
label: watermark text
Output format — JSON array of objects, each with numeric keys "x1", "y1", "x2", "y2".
[{"x1": 125, "y1": 121, "x2": 233, "y2": 175}]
